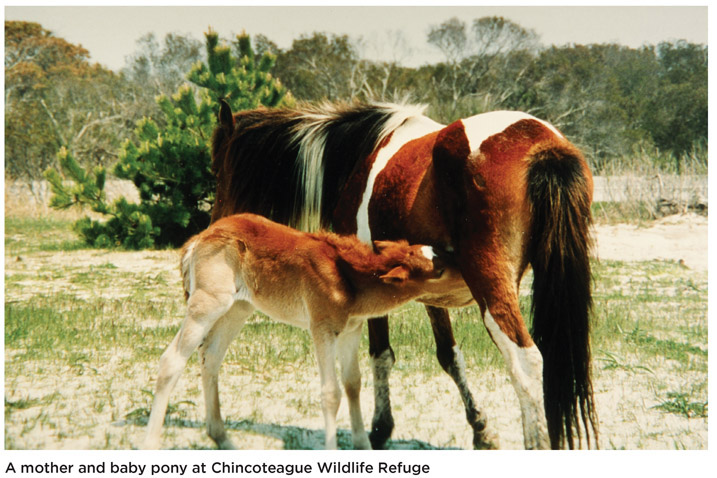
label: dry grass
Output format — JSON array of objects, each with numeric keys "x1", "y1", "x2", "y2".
[{"x1": 4, "y1": 204, "x2": 707, "y2": 450}]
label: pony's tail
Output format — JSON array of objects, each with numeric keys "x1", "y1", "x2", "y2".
[
  {"x1": 180, "y1": 237, "x2": 199, "y2": 303},
  {"x1": 526, "y1": 145, "x2": 598, "y2": 449}
]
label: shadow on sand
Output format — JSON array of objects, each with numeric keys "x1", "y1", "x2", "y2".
[{"x1": 125, "y1": 416, "x2": 458, "y2": 450}]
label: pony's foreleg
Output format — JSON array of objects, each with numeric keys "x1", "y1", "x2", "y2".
[
  {"x1": 366, "y1": 316, "x2": 395, "y2": 449},
  {"x1": 310, "y1": 321, "x2": 342, "y2": 450},
  {"x1": 143, "y1": 289, "x2": 234, "y2": 449},
  {"x1": 198, "y1": 300, "x2": 254, "y2": 449},
  {"x1": 425, "y1": 306, "x2": 499, "y2": 449},
  {"x1": 337, "y1": 323, "x2": 371, "y2": 449}
]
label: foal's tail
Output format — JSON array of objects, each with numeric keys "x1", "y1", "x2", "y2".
[
  {"x1": 525, "y1": 144, "x2": 598, "y2": 449},
  {"x1": 180, "y1": 237, "x2": 199, "y2": 302}
]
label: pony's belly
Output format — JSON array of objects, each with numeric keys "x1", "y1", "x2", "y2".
[
  {"x1": 250, "y1": 297, "x2": 310, "y2": 329},
  {"x1": 416, "y1": 287, "x2": 476, "y2": 308}
]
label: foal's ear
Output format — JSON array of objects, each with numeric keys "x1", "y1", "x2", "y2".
[
  {"x1": 218, "y1": 98, "x2": 234, "y2": 130},
  {"x1": 373, "y1": 240, "x2": 394, "y2": 254},
  {"x1": 379, "y1": 266, "x2": 409, "y2": 284}
]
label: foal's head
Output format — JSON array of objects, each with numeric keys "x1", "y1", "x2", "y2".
[{"x1": 373, "y1": 240, "x2": 450, "y2": 285}]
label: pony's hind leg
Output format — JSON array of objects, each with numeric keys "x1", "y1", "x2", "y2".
[
  {"x1": 142, "y1": 289, "x2": 235, "y2": 449},
  {"x1": 425, "y1": 306, "x2": 499, "y2": 449},
  {"x1": 198, "y1": 300, "x2": 254, "y2": 449},
  {"x1": 366, "y1": 316, "x2": 395, "y2": 449},
  {"x1": 337, "y1": 323, "x2": 371, "y2": 449}
]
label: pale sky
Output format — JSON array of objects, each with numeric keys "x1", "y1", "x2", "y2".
[{"x1": 5, "y1": 5, "x2": 709, "y2": 71}]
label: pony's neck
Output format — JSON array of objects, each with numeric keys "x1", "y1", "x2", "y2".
[{"x1": 317, "y1": 232, "x2": 397, "y2": 280}]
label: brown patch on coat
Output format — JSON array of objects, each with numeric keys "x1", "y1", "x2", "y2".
[{"x1": 367, "y1": 130, "x2": 452, "y2": 245}]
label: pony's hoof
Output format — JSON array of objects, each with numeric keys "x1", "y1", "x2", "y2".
[{"x1": 369, "y1": 419, "x2": 393, "y2": 450}]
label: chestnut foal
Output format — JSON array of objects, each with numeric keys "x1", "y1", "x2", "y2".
[{"x1": 143, "y1": 213, "x2": 457, "y2": 449}]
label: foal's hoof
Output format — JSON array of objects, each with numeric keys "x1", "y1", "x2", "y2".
[
  {"x1": 473, "y1": 428, "x2": 500, "y2": 450},
  {"x1": 217, "y1": 439, "x2": 237, "y2": 450},
  {"x1": 353, "y1": 434, "x2": 372, "y2": 450}
]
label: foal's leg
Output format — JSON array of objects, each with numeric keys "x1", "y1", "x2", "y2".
[
  {"x1": 143, "y1": 289, "x2": 234, "y2": 449},
  {"x1": 337, "y1": 323, "x2": 371, "y2": 449},
  {"x1": 366, "y1": 316, "x2": 395, "y2": 449},
  {"x1": 310, "y1": 321, "x2": 342, "y2": 449},
  {"x1": 198, "y1": 300, "x2": 254, "y2": 449},
  {"x1": 425, "y1": 305, "x2": 499, "y2": 449}
]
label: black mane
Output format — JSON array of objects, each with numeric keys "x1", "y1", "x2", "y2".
[{"x1": 211, "y1": 102, "x2": 424, "y2": 230}]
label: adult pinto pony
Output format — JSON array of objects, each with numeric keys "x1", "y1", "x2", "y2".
[{"x1": 210, "y1": 100, "x2": 598, "y2": 450}]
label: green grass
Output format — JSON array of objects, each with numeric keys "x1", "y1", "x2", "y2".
[
  {"x1": 4, "y1": 217, "x2": 708, "y2": 449},
  {"x1": 5, "y1": 216, "x2": 87, "y2": 255},
  {"x1": 653, "y1": 392, "x2": 708, "y2": 419}
]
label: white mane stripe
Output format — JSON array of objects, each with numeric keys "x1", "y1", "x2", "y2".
[
  {"x1": 292, "y1": 122, "x2": 328, "y2": 232},
  {"x1": 291, "y1": 102, "x2": 431, "y2": 234}
]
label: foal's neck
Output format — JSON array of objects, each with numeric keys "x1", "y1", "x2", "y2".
[{"x1": 316, "y1": 232, "x2": 397, "y2": 280}]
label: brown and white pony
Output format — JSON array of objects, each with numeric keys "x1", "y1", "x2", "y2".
[
  {"x1": 143, "y1": 213, "x2": 457, "y2": 450},
  {"x1": 210, "y1": 100, "x2": 598, "y2": 450}
]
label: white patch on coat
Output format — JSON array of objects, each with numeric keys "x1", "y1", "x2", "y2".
[
  {"x1": 356, "y1": 115, "x2": 443, "y2": 243},
  {"x1": 420, "y1": 245, "x2": 435, "y2": 260},
  {"x1": 483, "y1": 311, "x2": 550, "y2": 449},
  {"x1": 460, "y1": 111, "x2": 564, "y2": 154}
]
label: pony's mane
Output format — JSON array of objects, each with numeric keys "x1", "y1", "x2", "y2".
[{"x1": 212, "y1": 101, "x2": 427, "y2": 232}]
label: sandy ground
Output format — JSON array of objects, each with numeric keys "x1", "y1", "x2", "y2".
[
  {"x1": 593, "y1": 213, "x2": 708, "y2": 272},
  {"x1": 4, "y1": 182, "x2": 709, "y2": 450}
]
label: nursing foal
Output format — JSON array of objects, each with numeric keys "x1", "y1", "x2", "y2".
[{"x1": 143, "y1": 213, "x2": 457, "y2": 449}]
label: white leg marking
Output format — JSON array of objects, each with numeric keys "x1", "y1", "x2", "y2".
[
  {"x1": 356, "y1": 116, "x2": 443, "y2": 243},
  {"x1": 460, "y1": 111, "x2": 564, "y2": 154},
  {"x1": 483, "y1": 311, "x2": 549, "y2": 450}
]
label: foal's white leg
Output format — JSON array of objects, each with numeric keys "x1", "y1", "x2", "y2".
[
  {"x1": 310, "y1": 322, "x2": 341, "y2": 450},
  {"x1": 483, "y1": 311, "x2": 550, "y2": 450},
  {"x1": 337, "y1": 323, "x2": 371, "y2": 450},
  {"x1": 142, "y1": 289, "x2": 234, "y2": 449},
  {"x1": 198, "y1": 300, "x2": 254, "y2": 449}
]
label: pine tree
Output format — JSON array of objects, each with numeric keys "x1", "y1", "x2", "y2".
[{"x1": 46, "y1": 31, "x2": 290, "y2": 249}]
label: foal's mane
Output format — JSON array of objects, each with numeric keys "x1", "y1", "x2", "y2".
[
  {"x1": 312, "y1": 230, "x2": 410, "y2": 278},
  {"x1": 212, "y1": 101, "x2": 427, "y2": 232}
]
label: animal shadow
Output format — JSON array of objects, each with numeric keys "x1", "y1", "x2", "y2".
[{"x1": 124, "y1": 416, "x2": 456, "y2": 450}]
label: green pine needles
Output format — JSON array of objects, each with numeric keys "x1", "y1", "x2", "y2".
[{"x1": 45, "y1": 30, "x2": 290, "y2": 249}]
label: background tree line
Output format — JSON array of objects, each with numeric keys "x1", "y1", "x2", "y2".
[{"x1": 6, "y1": 16, "x2": 707, "y2": 180}]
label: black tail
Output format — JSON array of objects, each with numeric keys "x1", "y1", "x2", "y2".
[{"x1": 526, "y1": 145, "x2": 598, "y2": 449}]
